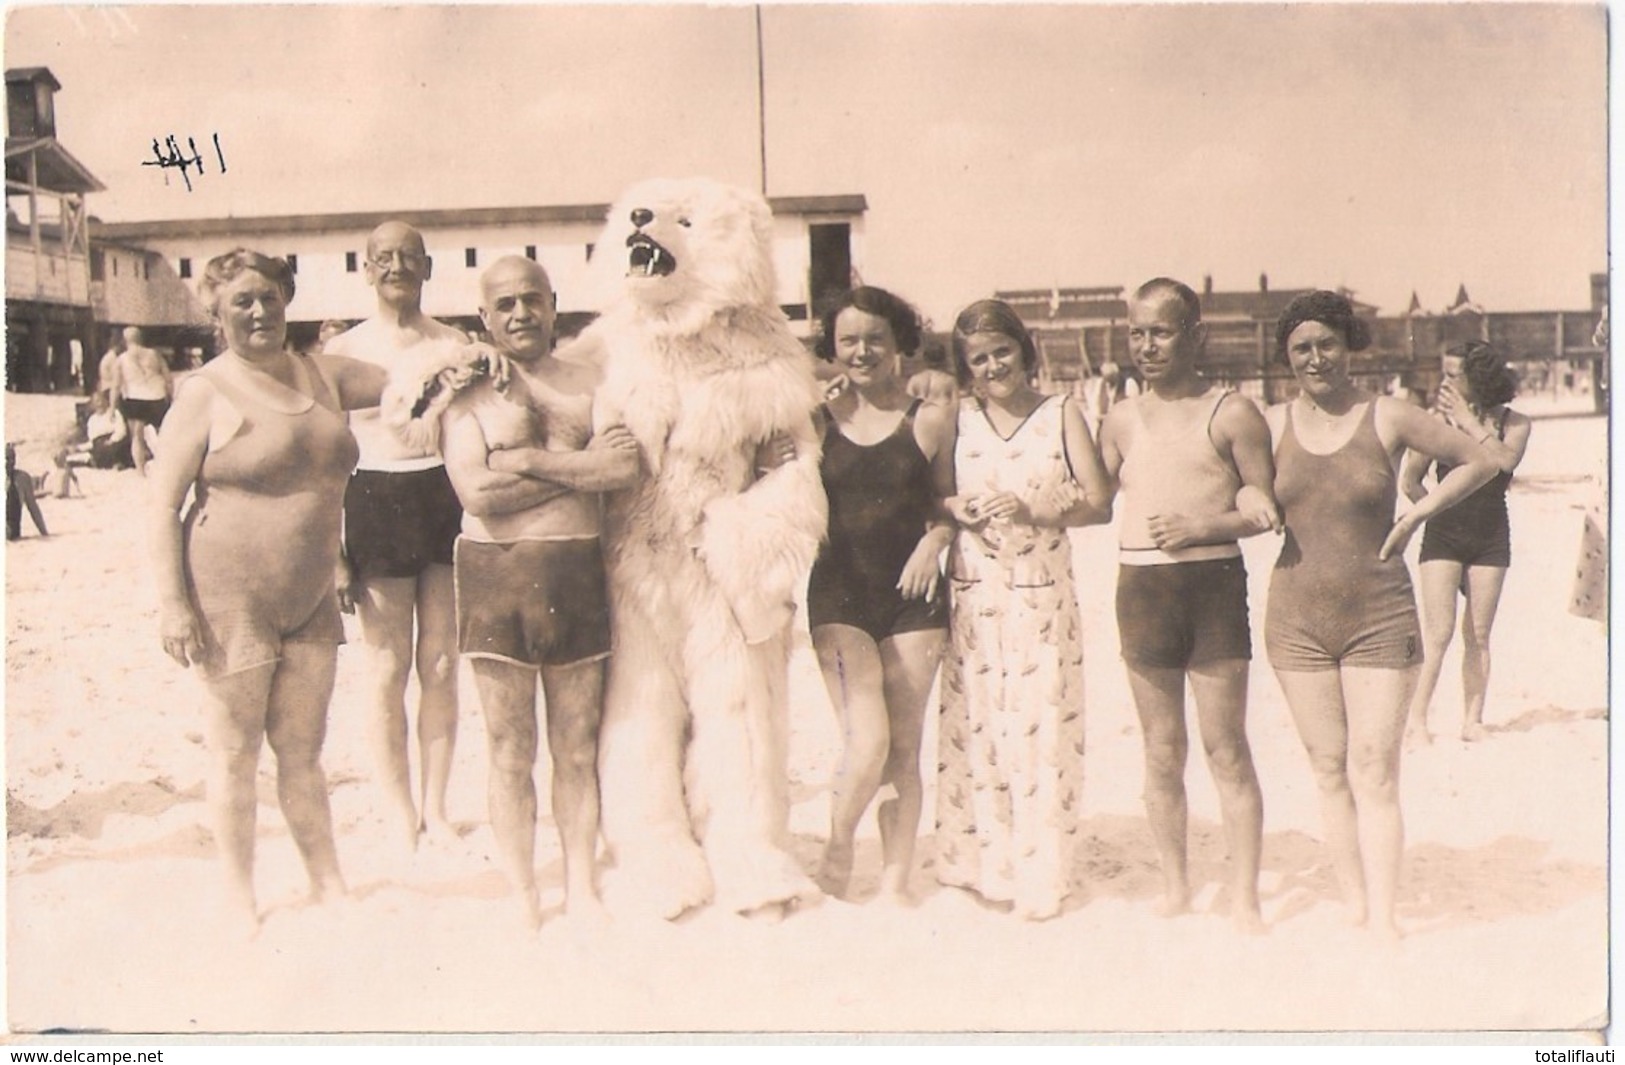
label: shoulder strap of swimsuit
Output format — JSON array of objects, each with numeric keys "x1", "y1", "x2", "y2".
[
  {"x1": 902, "y1": 397, "x2": 924, "y2": 428},
  {"x1": 298, "y1": 354, "x2": 342, "y2": 413}
]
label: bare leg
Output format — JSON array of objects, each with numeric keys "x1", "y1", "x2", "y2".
[
  {"x1": 1125, "y1": 663, "x2": 1191, "y2": 916},
  {"x1": 1189, "y1": 659, "x2": 1265, "y2": 933},
  {"x1": 540, "y1": 658, "x2": 608, "y2": 919},
  {"x1": 1275, "y1": 668, "x2": 1367, "y2": 926},
  {"x1": 470, "y1": 656, "x2": 542, "y2": 929},
  {"x1": 264, "y1": 642, "x2": 347, "y2": 904},
  {"x1": 874, "y1": 628, "x2": 944, "y2": 902},
  {"x1": 1406, "y1": 559, "x2": 1462, "y2": 746},
  {"x1": 200, "y1": 664, "x2": 275, "y2": 933},
  {"x1": 811, "y1": 624, "x2": 888, "y2": 898},
  {"x1": 414, "y1": 564, "x2": 460, "y2": 837},
  {"x1": 16, "y1": 475, "x2": 47, "y2": 536},
  {"x1": 355, "y1": 575, "x2": 421, "y2": 850},
  {"x1": 1458, "y1": 566, "x2": 1508, "y2": 741},
  {"x1": 1342, "y1": 665, "x2": 1417, "y2": 944},
  {"x1": 128, "y1": 417, "x2": 152, "y2": 474}
]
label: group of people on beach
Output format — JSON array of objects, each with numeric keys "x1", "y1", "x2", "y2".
[{"x1": 144, "y1": 222, "x2": 1532, "y2": 942}]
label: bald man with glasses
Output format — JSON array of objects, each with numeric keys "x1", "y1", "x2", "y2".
[{"x1": 325, "y1": 221, "x2": 469, "y2": 854}]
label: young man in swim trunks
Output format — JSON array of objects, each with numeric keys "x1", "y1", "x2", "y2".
[
  {"x1": 326, "y1": 222, "x2": 468, "y2": 852},
  {"x1": 111, "y1": 327, "x2": 173, "y2": 475},
  {"x1": 440, "y1": 255, "x2": 639, "y2": 929},
  {"x1": 1098, "y1": 277, "x2": 1281, "y2": 934}
]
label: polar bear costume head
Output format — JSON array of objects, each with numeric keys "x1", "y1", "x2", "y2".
[{"x1": 587, "y1": 177, "x2": 780, "y2": 339}]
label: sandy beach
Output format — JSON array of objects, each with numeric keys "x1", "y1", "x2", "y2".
[{"x1": 2, "y1": 392, "x2": 1607, "y2": 1036}]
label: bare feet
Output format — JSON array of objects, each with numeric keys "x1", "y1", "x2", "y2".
[
  {"x1": 1231, "y1": 903, "x2": 1268, "y2": 936},
  {"x1": 814, "y1": 839, "x2": 855, "y2": 899},
  {"x1": 1153, "y1": 888, "x2": 1192, "y2": 918},
  {"x1": 562, "y1": 892, "x2": 613, "y2": 929},
  {"x1": 1404, "y1": 725, "x2": 1433, "y2": 749},
  {"x1": 421, "y1": 813, "x2": 459, "y2": 847},
  {"x1": 1461, "y1": 722, "x2": 1488, "y2": 743},
  {"x1": 515, "y1": 885, "x2": 544, "y2": 932}
]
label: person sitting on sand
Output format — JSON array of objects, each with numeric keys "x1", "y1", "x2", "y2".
[
  {"x1": 6, "y1": 443, "x2": 48, "y2": 540},
  {"x1": 42, "y1": 448, "x2": 82, "y2": 500},
  {"x1": 79, "y1": 393, "x2": 133, "y2": 470}
]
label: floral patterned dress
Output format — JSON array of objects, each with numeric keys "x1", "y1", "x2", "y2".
[{"x1": 935, "y1": 394, "x2": 1085, "y2": 918}]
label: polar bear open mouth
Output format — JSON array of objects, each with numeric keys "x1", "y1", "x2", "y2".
[{"x1": 626, "y1": 232, "x2": 677, "y2": 278}]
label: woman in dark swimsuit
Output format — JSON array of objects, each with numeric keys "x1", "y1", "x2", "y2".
[
  {"x1": 150, "y1": 249, "x2": 408, "y2": 934},
  {"x1": 1401, "y1": 341, "x2": 1532, "y2": 744},
  {"x1": 807, "y1": 286, "x2": 956, "y2": 902},
  {"x1": 1264, "y1": 292, "x2": 1496, "y2": 943}
]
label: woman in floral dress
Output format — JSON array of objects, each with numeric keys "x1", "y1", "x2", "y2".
[{"x1": 936, "y1": 300, "x2": 1112, "y2": 919}]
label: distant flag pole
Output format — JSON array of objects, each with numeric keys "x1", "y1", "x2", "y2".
[{"x1": 756, "y1": 4, "x2": 768, "y2": 196}]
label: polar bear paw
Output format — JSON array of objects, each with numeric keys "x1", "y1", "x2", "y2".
[
  {"x1": 604, "y1": 836, "x2": 715, "y2": 921},
  {"x1": 714, "y1": 846, "x2": 821, "y2": 918}
]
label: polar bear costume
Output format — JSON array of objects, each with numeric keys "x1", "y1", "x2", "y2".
[{"x1": 557, "y1": 177, "x2": 827, "y2": 918}]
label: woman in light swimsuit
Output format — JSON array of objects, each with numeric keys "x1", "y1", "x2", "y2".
[
  {"x1": 1401, "y1": 341, "x2": 1532, "y2": 744},
  {"x1": 1264, "y1": 291, "x2": 1497, "y2": 943},
  {"x1": 807, "y1": 286, "x2": 956, "y2": 902},
  {"x1": 149, "y1": 249, "x2": 407, "y2": 933}
]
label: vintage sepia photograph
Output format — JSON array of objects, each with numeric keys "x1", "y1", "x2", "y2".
[{"x1": 1, "y1": 2, "x2": 1609, "y2": 1038}]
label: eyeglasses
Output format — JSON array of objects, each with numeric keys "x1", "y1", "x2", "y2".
[{"x1": 368, "y1": 250, "x2": 427, "y2": 270}]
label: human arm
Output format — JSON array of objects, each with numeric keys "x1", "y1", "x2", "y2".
[
  {"x1": 313, "y1": 353, "x2": 391, "y2": 412},
  {"x1": 1437, "y1": 382, "x2": 1532, "y2": 474},
  {"x1": 147, "y1": 379, "x2": 212, "y2": 666},
  {"x1": 1377, "y1": 396, "x2": 1498, "y2": 560},
  {"x1": 906, "y1": 368, "x2": 960, "y2": 407},
  {"x1": 897, "y1": 401, "x2": 958, "y2": 601},
  {"x1": 485, "y1": 424, "x2": 641, "y2": 493},
  {"x1": 158, "y1": 350, "x2": 175, "y2": 398},
  {"x1": 1399, "y1": 447, "x2": 1431, "y2": 504},
  {"x1": 1020, "y1": 397, "x2": 1112, "y2": 528},
  {"x1": 975, "y1": 395, "x2": 1118, "y2": 530},
  {"x1": 440, "y1": 398, "x2": 573, "y2": 519}
]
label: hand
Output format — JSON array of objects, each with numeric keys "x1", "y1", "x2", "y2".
[
  {"x1": 897, "y1": 539, "x2": 944, "y2": 602},
  {"x1": 1147, "y1": 512, "x2": 1206, "y2": 551},
  {"x1": 1436, "y1": 378, "x2": 1479, "y2": 432},
  {"x1": 438, "y1": 341, "x2": 500, "y2": 395},
  {"x1": 487, "y1": 446, "x2": 528, "y2": 474},
  {"x1": 1236, "y1": 485, "x2": 1283, "y2": 534},
  {"x1": 335, "y1": 555, "x2": 357, "y2": 615},
  {"x1": 481, "y1": 344, "x2": 513, "y2": 391},
  {"x1": 946, "y1": 494, "x2": 988, "y2": 529},
  {"x1": 159, "y1": 604, "x2": 205, "y2": 668},
  {"x1": 590, "y1": 424, "x2": 640, "y2": 452},
  {"x1": 1044, "y1": 478, "x2": 1089, "y2": 517},
  {"x1": 974, "y1": 490, "x2": 1029, "y2": 525},
  {"x1": 1378, "y1": 511, "x2": 1422, "y2": 561},
  {"x1": 753, "y1": 431, "x2": 797, "y2": 473}
]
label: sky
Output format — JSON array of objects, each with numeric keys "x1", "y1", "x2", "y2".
[{"x1": 3, "y1": 3, "x2": 1608, "y2": 325}]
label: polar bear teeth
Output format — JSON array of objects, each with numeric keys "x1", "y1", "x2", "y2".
[{"x1": 626, "y1": 235, "x2": 676, "y2": 278}]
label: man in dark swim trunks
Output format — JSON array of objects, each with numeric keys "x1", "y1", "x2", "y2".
[
  {"x1": 1099, "y1": 278, "x2": 1281, "y2": 934},
  {"x1": 440, "y1": 256, "x2": 640, "y2": 930},
  {"x1": 327, "y1": 221, "x2": 469, "y2": 853}
]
